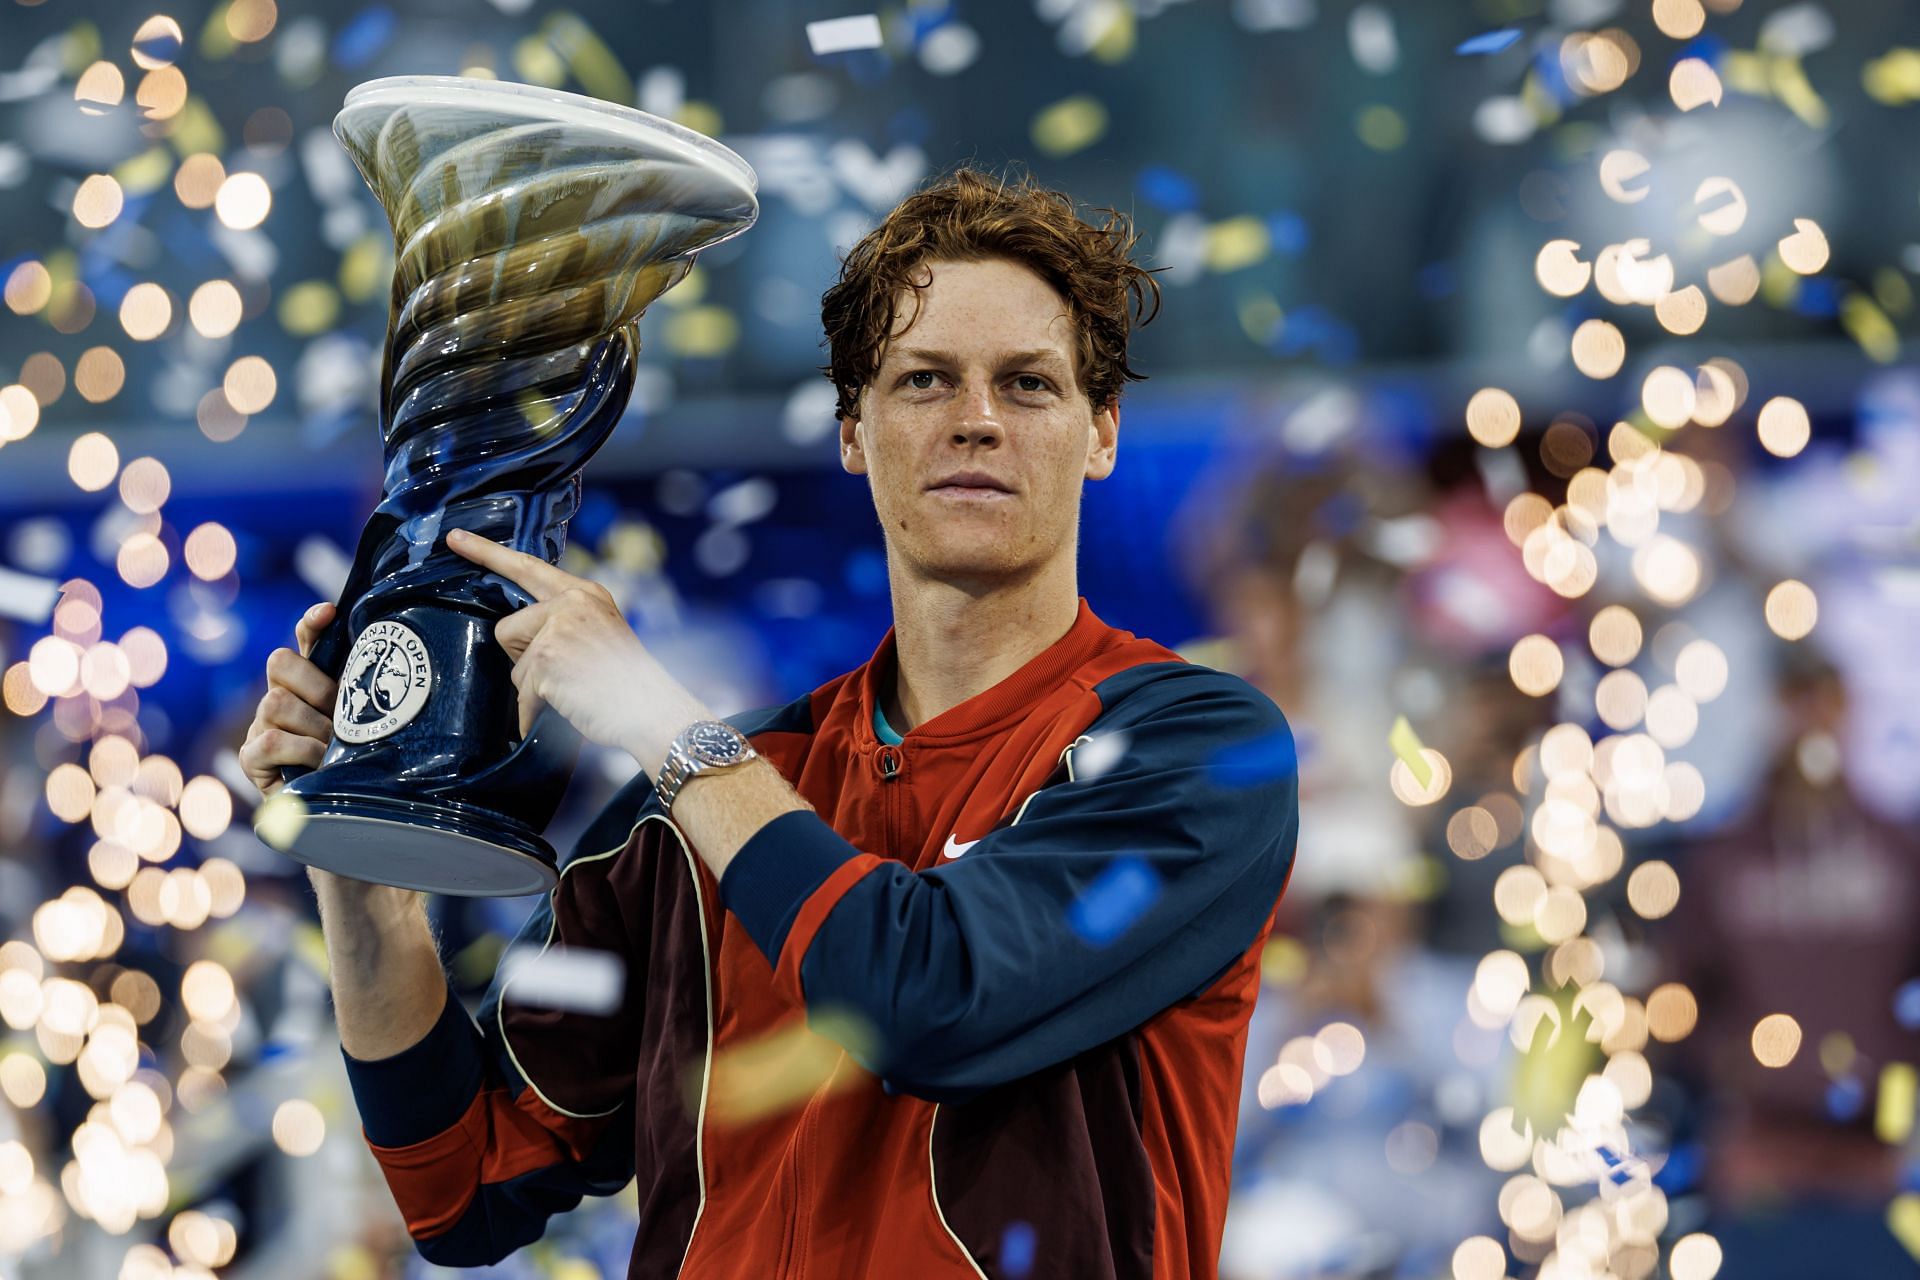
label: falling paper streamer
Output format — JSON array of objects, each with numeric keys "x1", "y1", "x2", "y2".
[
  {"x1": 1207, "y1": 725, "x2": 1299, "y2": 790},
  {"x1": 1456, "y1": 29, "x2": 1522, "y2": 56},
  {"x1": 807, "y1": 14, "x2": 884, "y2": 56},
  {"x1": 1389, "y1": 715, "x2": 1433, "y2": 789},
  {"x1": 1877, "y1": 1062, "x2": 1917, "y2": 1145},
  {"x1": 1067, "y1": 855, "x2": 1162, "y2": 947},
  {"x1": 499, "y1": 944, "x2": 626, "y2": 1016},
  {"x1": 1071, "y1": 730, "x2": 1129, "y2": 781},
  {"x1": 0, "y1": 566, "x2": 60, "y2": 624},
  {"x1": 1001, "y1": 1221, "x2": 1037, "y2": 1278}
]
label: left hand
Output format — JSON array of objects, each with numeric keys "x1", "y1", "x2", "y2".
[{"x1": 447, "y1": 529, "x2": 706, "y2": 773}]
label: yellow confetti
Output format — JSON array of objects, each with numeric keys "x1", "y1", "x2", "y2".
[
  {"x1": 1031, "y1": 95, "x2": 1108, "y2": 157},
  {"x1": 664, "y1": 306, "x2": 739, "y2": 358},
  {"x1": 252, "y1": 791, "x2": 310, "y2": 851},
  {"x1": 542, "y1": 14, "x2": 632, "y2": 106},
  {"x1": 1841, "y1": 294, "x2": 1899, "y2": 363},
  {"x1": 695, "y1": 1008, "x2": 877, "y2": 1128},
  {"x1": 111, "y1": 148, "x2": 175, "y2": 197},
  {"x1": 338, "y1": 232, "x2": 392, "y2": 303},
  {"x1": 168, "y1": 96, "x2": 226, "y2": 156},
  {"x1": 1864, "y1": 49, "x2": 1920, "y2": 105},
  {"x1": 1768, "y1": 55, "x2": 1829, "y2": 128},
  {"x1": 1890, "y1": 1195, "x2": 1920, "y2": 1262},
  {"x1": 1389, "y1": 715, "x2": 1433, "y2": 789},
  {"x1": 278, "y1": 281, "x2": 341, "y2": 336},
  {"x1": 1259, "y1": 935, "x2": 1308, "y2": 987},
  {"x1": 1355, "y1": 104, "x2": 1407, "y2": 150},
  {"x1": 1877, "y1": 1063, "x2": 1916, "y2": 1145},
  {"x1": 1205, "y1": 217, "x2": 1270, "y2": 273}
]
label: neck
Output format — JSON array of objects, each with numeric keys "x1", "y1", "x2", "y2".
[{"x1": 882, "y1": 551, "x2": 1081, "y2": 734}]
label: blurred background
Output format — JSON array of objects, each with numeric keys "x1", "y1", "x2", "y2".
[{"x1": 2, "y1": 0, "x2": 1918, "y2": 1277}]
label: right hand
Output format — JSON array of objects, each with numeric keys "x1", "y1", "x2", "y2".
[{"x1": 239, "y1": 601, "x2": 339, "y2": 799}]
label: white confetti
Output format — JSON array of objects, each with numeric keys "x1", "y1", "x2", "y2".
[
  {"x1": 500, "y1": 944, "x2": 625, "y2": 1016},
  {"x1": 1073, "y1": 731, "x2": 1130, "y2": 782},
  {"x1": 806, "y1": 14, "x2": 884, "y2": 56}
]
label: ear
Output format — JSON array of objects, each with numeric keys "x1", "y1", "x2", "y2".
[
  {"x1": 839, "y1": 399, "x2": 868, "y2": 477},
  {"x1": 1085, "y1": 399, "x2": 1119, "y2": 482}
]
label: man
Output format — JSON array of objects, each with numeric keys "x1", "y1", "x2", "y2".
[{"x1": 240, "y1": 168, "x2": 1299, "y2": 1279}]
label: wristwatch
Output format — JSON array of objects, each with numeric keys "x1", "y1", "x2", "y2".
[{"x1": 654, "y1": 719, "x2": 758, "y2": 814}]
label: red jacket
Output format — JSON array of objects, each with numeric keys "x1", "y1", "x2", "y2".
[{"x1": 344, "y1": 598, "x2": 1299, "y2": 1277}]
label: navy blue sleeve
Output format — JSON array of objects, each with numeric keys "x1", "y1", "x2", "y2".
[{"x1": 720, "y1": 666, "x2": 1298, "y2": 1101}]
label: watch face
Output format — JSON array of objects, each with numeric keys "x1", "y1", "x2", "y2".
[{"x1": 686, "y1": 721, "x2": 748, "y2": 765}]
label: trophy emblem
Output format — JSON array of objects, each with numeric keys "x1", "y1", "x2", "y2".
[{"x1": 264, "y1": 76, "x2": 758, "y2": 895}]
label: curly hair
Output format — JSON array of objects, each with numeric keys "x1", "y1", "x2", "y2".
[{"x1": 819, "y1": 166, "x2": 1162, "y2": 421}]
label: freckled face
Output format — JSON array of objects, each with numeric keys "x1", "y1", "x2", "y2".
[{"x1": 838, "y1": 258, "x2": 1117, "y2": 585}]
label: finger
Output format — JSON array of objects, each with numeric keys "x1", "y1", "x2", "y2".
[
  {"x1": 239, "y1": 728, "x2": 326, "y2": 792},
  {"x1": 261, "y1": 685, "x2": 334, "y2": 741},
  {"x1": 294, "y1": 602, "x2": 336, "y2": 659},
  {"x1": 266, "y1": 647, "x2": 339, "y2": 711},
  {"x1": 518, "y1": 685, "x2": 544, "y2": 739},
  {"x1": 495, "y1": 600, "x2": 554, "y2": 661},
  {"x1": 446, "y1": 529, "x2": 577, "y2": 603}
]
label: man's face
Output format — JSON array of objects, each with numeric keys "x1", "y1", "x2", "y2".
[{"x1": 838, "y1": 257, "x2": 1118, "y2": 587}]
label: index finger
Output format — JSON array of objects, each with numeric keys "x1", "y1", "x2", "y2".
[{"x1": 447, "y1": 529, "x2": 575, "y2": 603}]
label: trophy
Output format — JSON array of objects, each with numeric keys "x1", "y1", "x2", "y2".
[{"x1": 265, "y1": 76, "x2": 758, "y2": 895}]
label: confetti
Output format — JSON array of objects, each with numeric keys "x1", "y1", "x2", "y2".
[
  {"x1": 1879, "y1": 1064, "x2": 1917, "y2": 1145},
  {"x1": 806, "y1": 14, "x2": 884, "y2": 56},
  {"x1": 1456, "y1": 29, "x2": 1522, "y2": 56},
  {"x1": 499, "y1": 944, "x2": 626, "y2": 1016},
  {"x1": 1067, "y1": 855, "x2": 1162, "y2": 947},
  {"x1": 1387, "y1": 715, "x2": 1432, "y2": 789}
]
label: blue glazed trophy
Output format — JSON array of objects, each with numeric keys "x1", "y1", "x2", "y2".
[{"x1": 266, "y1": 77, "x2": 758, "y2": 895}]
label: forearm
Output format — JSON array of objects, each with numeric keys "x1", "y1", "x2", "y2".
[
  {"x1": 310, "y1": 871, "x2": 449, "y2": 1061},
  {"x1": 668, "y1": 754, "x2": 814, "y2": 881}
]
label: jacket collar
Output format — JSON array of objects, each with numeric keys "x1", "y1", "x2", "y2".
[{"x1": 854, "y1": 597, "x2": 1117, "y2": 745}]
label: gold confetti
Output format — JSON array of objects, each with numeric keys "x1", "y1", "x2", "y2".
[
  {"x1": 1878, "y1": 1064, "x2": 1917, "y2": 1145},
  {"x1": 1031, "y1": 95, "x2": 1108, "y2": 157},
  {"x1": 253, "y1": 792, "x2": 310, "y2": 850},
  {"x1": 1388, "y1": 715, "x2": 1433, "y2": 789}
]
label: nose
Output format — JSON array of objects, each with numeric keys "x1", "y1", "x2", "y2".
[{"x1": 950, "y1": 384, "x2": 1002, "y2": 447}]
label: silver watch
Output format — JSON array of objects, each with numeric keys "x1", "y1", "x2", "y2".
[{"x1": 654, "y1": 719, "x2": 758, "y2": 813}]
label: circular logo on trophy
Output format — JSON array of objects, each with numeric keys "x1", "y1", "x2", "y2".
[{"x1": 333, "y1": 621, "x2": 433, "y2": 744}]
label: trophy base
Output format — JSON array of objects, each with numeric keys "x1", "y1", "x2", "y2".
[{"x1": 270, "y1": 789, "x2": 560, "y2": 897}]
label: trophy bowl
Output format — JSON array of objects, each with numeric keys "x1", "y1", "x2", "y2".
[{"x1": 265, "y1": 76, "x2": 758, "y2": 896}]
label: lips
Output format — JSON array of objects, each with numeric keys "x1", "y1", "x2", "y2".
[{"x1": 927, "y1": 470, "x2": 1012, "y2": 492}]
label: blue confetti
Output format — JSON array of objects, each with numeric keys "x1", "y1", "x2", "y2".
[
  {"x1": 1137, "y1": 165, "x2": 1200, "y2": 213},
  {"x1": 1001, "y1": 1221, "x2": 1036, "y2": 1277},
  {"x1": 332, "y1": 7, "x2": 397, "y2": 70},
  {"x1": 843, "y1": 547, "x2": 888, "y2": 597},
  {"x1": 1208, "y1": 726, "x2": 1299, "y2": 789},
  {"x1": 1826, "y1": 1076, "x2": 1866, "y2": 1122},
  {"x1": 1894, "y1": 978, "x2": 1920, "y2": 1029},
  {"x1": 1266, "y1": 210, "x2": 1309, "y2": 256},
  {"x1": 1793, "y1": 277, "x2": 1838, "y2": 318},
  {"x1": 1456, "y1": 29, "x2": 1522, "y2": 56},
  {"x1": 1067, "y1": 855, "x2": 1162, "y2": 947}
]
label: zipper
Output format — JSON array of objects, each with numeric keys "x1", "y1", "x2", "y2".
[{"x1": 877, "y1": 745, "x2": 902, "y2": 862}]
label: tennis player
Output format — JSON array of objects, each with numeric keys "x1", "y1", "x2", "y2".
[{"x1": 240, "y1": 168, "x2": 1299, "y2": 1279}]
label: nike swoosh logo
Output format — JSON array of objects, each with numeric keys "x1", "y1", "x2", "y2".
[{"x1": 942, "y1": 834, "x2": 980, "y2": 859}]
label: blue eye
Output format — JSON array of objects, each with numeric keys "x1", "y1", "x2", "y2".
[{"x1": 908, "y1": 371, "x2": 938, "y2": 389}]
